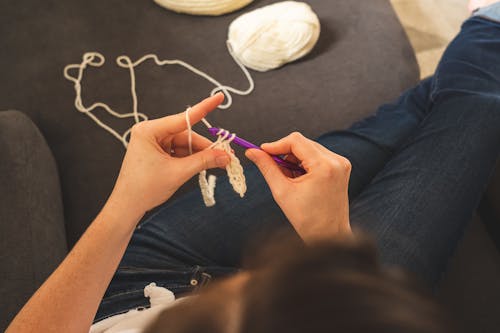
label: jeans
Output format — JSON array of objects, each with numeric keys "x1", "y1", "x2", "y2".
[{"x1": 95, "y1": 9, "x2": 500, "y2": 322}]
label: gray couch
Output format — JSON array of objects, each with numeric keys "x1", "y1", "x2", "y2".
[{"x1": 1, "y1": 0, "x2": 499, "y2": 331}]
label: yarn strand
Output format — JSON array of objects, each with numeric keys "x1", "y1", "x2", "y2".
[
  {"x1": 63, "y1": 45, "x2": 254, "y2": 148},
  {"x1": 185, "y1": 108, "x2": 246, "y2": 207}
]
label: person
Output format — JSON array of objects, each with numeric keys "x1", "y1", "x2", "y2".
[{"x1": 6, "y1": 0, "x2": 500, "y2": 332}]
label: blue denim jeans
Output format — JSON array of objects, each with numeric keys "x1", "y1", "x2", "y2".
[{"x1": 95, "y1": 9, "x2": 500, "y2": 322}]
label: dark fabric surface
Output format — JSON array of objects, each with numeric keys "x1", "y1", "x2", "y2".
[
  {"x1": 480, "y1": 163, "x2": 500, "y2": 250},
  {"x1": 0, "y1": 111, "x2": 67, "y2": 331},
  {"x1": 439, "y1": 215, "x2": 500, "y2": 333},
  {"x1": 1, "y1": 1, "x2": 499, "y2": 331},
  {"x1": 0, "y1": 0, "x2": 419, "y2": 246}
]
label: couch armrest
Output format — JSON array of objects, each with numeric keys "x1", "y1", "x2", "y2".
[{"x1": 0, "y1": 111, "x2": 67, "y2": 331}]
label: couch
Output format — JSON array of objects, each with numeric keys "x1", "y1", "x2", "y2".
[{"x1": 1, "y1": 0, "x2": 498, "y2": 331}]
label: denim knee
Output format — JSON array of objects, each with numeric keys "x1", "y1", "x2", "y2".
[{"x1": 431, "y1": 17, "x2": 500, "y2": 102}]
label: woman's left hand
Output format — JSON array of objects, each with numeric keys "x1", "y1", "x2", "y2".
[
  {"x1": 6, "y1": 94, "x2": 229, "y2": 333},
  {"x1": 107, "y1": 93, "x2": 230, "y2": 221}
]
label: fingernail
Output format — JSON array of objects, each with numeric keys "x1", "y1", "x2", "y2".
[{"x1": 216, "y1": 155, "x2": 230, "y2": 167}]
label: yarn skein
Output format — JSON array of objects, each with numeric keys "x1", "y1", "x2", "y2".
[
  {"x1": 227, "y1": 1, "x2": 321, "y2": 72},
  {"x1": 154, "y1": 0, "x2": 253, "y2": 16}
]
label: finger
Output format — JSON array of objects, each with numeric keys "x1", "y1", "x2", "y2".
[
  {"x1": 160, "y1": 131, "x2": 213, "y2": 152},
  {"x1": 245, "y1": 149, "x2": 288, "y2": 190},
  {"x1": 171, "y1": 145, "x2": 214, "y2": 157},
  {"x1": 171, "y1": 148, "x2": 228, "y2": 170},
  {"x1": 148, "y1": 92, "x2": 224, "y2": 139},
  {"x1": 261, "y1": 132, "x2": 321, "y2": 161},
  {"x1": 168, "y1": 131, "x2": 214, "y2": 151},
  {"x1": 175, "y1": 149, "x2": 230, "y2": 182}
]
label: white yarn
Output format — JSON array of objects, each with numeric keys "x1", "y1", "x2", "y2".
[
  {"x1": 154, "y1": 0, "x2": 253, "y2": 16},
  {"x1": 63, "y1": 50, "x2": 254, "y2": 148},
  {"x1": 198, "y1": 170, "x2": 218, "y2": 206},
  {"x1": 186, "y1": 108, "x2": 217, "y2": 207},
  {"x1": 185, "y1": 108, "x2": 246, "y2": 207},
  {"x1": 63, "y1": 2, "x2": 320, "y2": 147},
  {"x1": 63, "y1": 1, "x2": 318, "y2": 206},
  {"x1": 208, "y1": 128, "x2": 247, "y2": 198},
  {"x1": 227, "y1": 1, "x2": 321, "y2": 72}
]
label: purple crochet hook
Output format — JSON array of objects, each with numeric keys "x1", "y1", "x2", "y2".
[{"x1": 207, "y1": 127, "x2": 306, "y2": 175}]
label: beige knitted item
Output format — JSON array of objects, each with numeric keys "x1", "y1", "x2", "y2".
[
  {"x1": 208, "y1": 128, "x2": 247, "y2": 198},
  {"x1": 154, "y1": 0, "x2": 253, "y2": 16},
  {"x1": 185, "y1": 108, "x2": 246, "y2": 207}
]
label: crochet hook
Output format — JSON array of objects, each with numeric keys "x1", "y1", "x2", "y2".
[{"x1": 207, "y1": 127, "x2": 306, "y2": 175}]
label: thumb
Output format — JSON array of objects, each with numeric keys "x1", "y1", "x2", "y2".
[
  {"x1": 245, "y1": 149, "x2": 287, "y2": 189},
  {"x1": 177, "y1": 149, "x2": 230, "y2": 180}
]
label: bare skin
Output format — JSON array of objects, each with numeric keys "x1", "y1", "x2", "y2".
[
  {"x1": 246, "y1": 135, "x2": 352, "y2": 241},
  {"x1": 11, "y1": 1, "x2": 497, "y2": 329},
  {"x1": 6, "y1": 91, "x2": 352, "y2": 332},
  {"x1": 6, "y1": 94, "x2": 231, "y2": 333},
  {"x1": 468, "y1": 0, "x2": 498, "y2": 12},
  {"x1": 6, "y1": 2, "x2": 496, "y2": 331}
]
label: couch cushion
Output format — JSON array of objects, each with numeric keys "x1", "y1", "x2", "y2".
[
  {"x1": 0, "y1": 111, "x2": 67, "y2": 331},
  {"x1": 0, "y1": 0, "x2": 419, "y2": 245}
]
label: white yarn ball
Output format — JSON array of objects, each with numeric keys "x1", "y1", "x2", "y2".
[
  {"x1": 227, "y1": 1, "x2": 320, "y2": 72},
  {"x1": 154, "y1": 0, "x2": 253, "y2": 16}
]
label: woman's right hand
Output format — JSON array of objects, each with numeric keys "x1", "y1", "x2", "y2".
[{"x1": 245, "y1": 132, "x2": 352, "y2": 243}]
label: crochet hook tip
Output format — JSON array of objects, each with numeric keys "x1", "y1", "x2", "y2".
[
  {"x1": 206, "y1": 127, "x2": 306, "y2": 175},
  {"x1": 207, "y1": 127, "x2": 221, "y2": 136}
]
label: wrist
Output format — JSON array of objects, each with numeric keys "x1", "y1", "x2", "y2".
[
  {"x1": 297, "y1": 217, "x2": 352, "y2": 244},
  {"x1": 101, "y1": 193, "x2": 146, "y2": 232}
]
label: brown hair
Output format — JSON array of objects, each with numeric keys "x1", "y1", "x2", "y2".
[{"x1": 146, "y1": 233, "x2": 454, "y2": 333}]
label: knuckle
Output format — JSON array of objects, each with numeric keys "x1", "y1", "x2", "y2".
[
  {"x1": 130, "y1": 121, "x2": 149, "y2": 137},
  {"x1": 201, "y1": 153, "x2": 210, "y2": 170},
  {"x1": 289, "y1": 131, "x2": 304, "y2": 141},
  {"x1": 339, "y1": 157, "x2": 352, "y2": 174},
  {"x1": 323, "y1": 161, "x2": 339, "y2": 178},
  {"x1": 320, "y1": 157, "x2": 351, "y2": 178}
]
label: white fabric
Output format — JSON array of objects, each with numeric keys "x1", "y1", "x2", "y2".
[
  {"x1": 154, "y1": 0, "x2": 253, "y2": 16},
  {"x1": 227, "y1": 1, "x2": 321, "y2": 72},
  {"x1": 90, "y1": 283, "x2": 180, "y2": 333}
]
